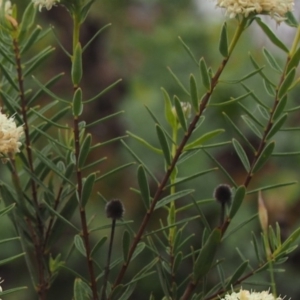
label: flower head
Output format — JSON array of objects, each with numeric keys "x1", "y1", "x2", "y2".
[
  {"x1": 220, "y1": 288, "x2": 284, "y2": 300},
  {"x1": 0, "y1": 109, "x2": 23, "y2": 160},
  {"x1": 214, "y1": 184, "x2": 232, "y2": 206},
  {"x1": 105, "y1": 199, "x2": 125, "y2": 220},
  {"x1": 0, "y1": 0, "x2": 12, "y2": 15},
  {"x1": 32, "y1": 0, "x2": 60, "y2": 11},
  {"x1": 215, "y1": 0, "x2": 294, "y2": 22}
]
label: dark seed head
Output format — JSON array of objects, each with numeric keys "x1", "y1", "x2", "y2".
[
  {"x1": 105, "y1": 199, "x2": 125, "y2": 219},
  {"x1": 214, "y1": 184, "x2": 232, "y2": 206}
]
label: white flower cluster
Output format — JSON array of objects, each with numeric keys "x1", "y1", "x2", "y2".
[
  {"x1": 220, "y1": 289, "x2": 284, "y2": 300},
  {"x1": 0, "y1": 109, "x2": 23, "y2": 159},
  {"x1": 0, "y1": 0, "x2": 12, "y2": 15},
  {"x1": 32, "y1": 0, "x2": 60, "y2": 11},
  {"x1": 215, "y1": 0, "x2": 294, "y2": 22}
]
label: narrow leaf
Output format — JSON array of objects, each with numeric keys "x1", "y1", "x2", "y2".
[
  {"x1": 229, "y1": 186, "x2": 246, "y2": 219},
  {"x1": 156, "y1": 125, "x2": 171, "y2": 166},
  {"x1": 190, "y1": 74, "x2": 199, "y2": 111},
  {"x1": 74, "y1": 235, "x2": 86, "y2": 257},
  {"x1": 174, "y1": 96, "x2": 188, "y2": 131},
  {"x1": 137, "y1": 165, "x2": 151, "y2": 208},
  {"x1": 266, "y1": 113, "x2": 288, "y2": 139},
  {"x1": 263, "y1": 48, "x2": 282, "y2": 72},
  {"x1": 122, "y1": 231, "x2": 130, "y2": 262},
  {"x1": 81, "y1": 173, "x2": 96, "y2": 207},
  {"x1": 232, "y1": 139, "x2": 250, "y2": 172},
  {"x1": 252, "y1": 141, "x2": 275, "y2": 173},
  {"x1": 162, "y1": 88, "x2": 176, "y2": 128},
  {"x1": 273, "y1": 96, "x2": 287, "y2": 121},
  {"x1": 278, "y1": 68, "x2": 296, "y2": 99},
  {"x1": 199, "y1": 57, "x2": 211, "y2": 91},
  {"x1": 219, "y1": 22, "x2": 228, "y2": 57},
  {"x1": 73, "y1": 278, "x2": 92, "y2": 300},
  {"x1": 256, "y1": 18, "x2": 289, "y2": 52}
]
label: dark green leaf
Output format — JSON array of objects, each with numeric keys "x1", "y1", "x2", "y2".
[
  {"x1": 193, "y1": 228, "x2": 221, "y2": 281},
  {"x1": 287, "y1": 47, "x2": 300, "y2": 73},
  {"x1": 190, "y1": 74, "x2": 199, "y2": 112},
  {"x1": 252, "y1": 141, "x2": 275, "y2": 173},
  {"x1": 255, "y1": 18, "x2": 288, "y2": 52},
  {"x1": 278, "y1": 68, "x2": 296, "y2": 99},
  {"x1": 18, "y1": 2, "x2": 36, "y2": 42},
  {"x1": 199, "y1": 57, "x2": 211, "y2": 91},
  {"x1": 241, "y1": 115, "x2": 262, "y2": 138},
  {"x1": 229, "y1": 185, "x2": 246, "y2": 219},
  {"x1": 73, "y1": 88, "x2": 83, "y2": 116},
  {"x1": 74, "y1": 235, "x2": 86, "y2": 257},
  {"x1": 232, "y1": 139, "x2": 250, "y2": 172},
  {"x1": 122, "y1": 231, "x2": 130, "y2": 262},
  {"x1": 91, "y1": 236, "x2": 107, "y2": 257},
  {"x1": 284, "y1": 11, "x2": 298, "y2": 27},
  {"x1": 73, "y1": 278, "x2": 92, "y2": 300},
  {"x1": 162, "y1": 88, "x2": 176, "y2": 128},
  {"x1": 225, "y1": 260, "x2": 249, "y2": 289},
  {"x1": 167, "y1": 67, "x2": 190, "y2": 95},
  {"x1": 219, "y1": 22, "x2": 228, "y2": 57},
  {"x1": 273, "y1": 96, "x2": 287, "y2": 121},
  {"x1": 263, "y1": 48, "x2": 282, "y2": 72},
  {"x1": 155, "y1": 189, "x2": 194, "y2": 209},
  {"x1": 178, "y1": 36, "x2": 199, "y2": 66},
  {"x1": 81, "y1": 173, "x2": 96, "y2": 207},
  {"x1": 266, "y1": 113, "x2": 288, "y2": 139},
  {"x1": 78, "y1": 134, "x2": 92, "y2": 168},
  {"x1": 20, "y1": 25, "x2": 42, "y2": 54},
  {"x1": 137, "y1": 165, "x2": 150, "y2": 208},
  {"x1": 156, "y1": 125, "x2": 171, "y2": 166},
  {"x1": 174, "y1": 96, "x2": 188, "y2": 131}
]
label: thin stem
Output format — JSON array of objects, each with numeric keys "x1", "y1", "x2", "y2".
[
  {"x1": 13, "y1": 34, "x2": 47, "y2": 299},
  {"x1": 101, "y1": 219, "x2": 116, "y2": 300},
  {"x1": 111, "y1": 18, "x2": 247, "y2": 297}
]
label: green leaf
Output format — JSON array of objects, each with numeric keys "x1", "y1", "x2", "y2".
[
  {"x1": 0, "y1": 203, "x2": 16, "y2": 217},
  {"x1": 167, "y1": 67, "x2": 190, "y2": 96},
  {"x1": 118, "y1": 283, "x2": 137, "y2": 300},
  {"x1": 173, "y1": 252, "x2": 183, "y2": 273},
  {"x1": 20, "y1": 25, "x2": 42, "y2": 54},
  {"x1": 78, "y1": 134, "x2": 92, "y2": 168},
  {"x1": 72, "y1": 43, "x2": 83, "y2": 86},
  {"x1": 263, "y1": 79, "x2": 276, "y2": 96},
  {"x1": 273, "y1": 96, "x2": 287, "y2": 121},
  {"x1": 263, "y1": 48, "x2": 282, "y2": 72},
  {"x1": 132, "y1": 242, "x2": 146, "y2": 260},
  {"x1": 155, "y1": 189, "x2": 194, "y2": 210},
  {"x1": 81, "y1": 173, "x2": 96, "y2": 207},
  {"x1": 274, "y1": 227, "x2": 300, "y2": 257},
  {"x1": 225, "y1": 260, "x2": 249, "y2": 289},
  {"x1": 122, "y1": 231, "x2": 130, "y2": 262},
  {"x1": 18, "y1": 2, "x2": 36, "y2": 42},
  {"x1": 73, "y1": 278, "x2": 92, "y2": 300},
  {"x1": 127, "y1": 131, "x2": 162, "y2": 154},
  {"x1": 247, "y1": 181, "x2": 297, "y2": 194},
  {"x1": 79, "y1": 0, "x2": 95, "y2": 23},
  {"x1": 193, "y1": 228, "x2": 221, "y2": 281},
  {"x1": 184, "y1": 129, "x2": 224, "y2": 150},
  {"x1": 190, "y1": 74, "x2": 199, "y2": 111},
  {"x1": 232, "y1": 139, "x2": 250, "y2": 172},
  {"x1": 199, "y1": 57, "x2": 211, "y2": 91},
  {"x1": 0, "y1": 64, "x2": 18, "y2": 91},
  {"x1": 156, "y1": 125, "x2": 171, "y2": 166},
  {"x1": 252, "y1": 141, "x2": 275, "y2": 173},
  {"x1": 266, "y1": 113, "x2": 288, "y2": 139},
  {"x1": 284, "y1": 11, "x2": 298, "y2": 27},
  {"x1": 241, "y1": 115, "x2": 262, "y2": 138},
  {"x1": 178, "y1": 36, "x2": 199, "y2": 66},
  {"x1": 251, "y1": 232, "x2": 262, "y2": 264},
  {"x1": 0, "y1": 253, "x2": 25, "y2": 266},
  {"x1": 229, "y1": 186, "x2": 246, "y2": 219},
  {"x1": 223, "y1": 112, "x2": 255, "y2": 152},
  {"x1": 209, "y1": 92, "x2": 251, "y2": 106},
  {"x1": 162, "y1": 88, "x2": 176, "y2": 128},
  {"x1": 174, "y1": 96, "x2": 187, "y2": 131},
  {"x1": 91, "y1": 236, "x2": 107, "y2": 257},
  {"x1": 74, "y1": 235, "x2": 86, "y2": 257},
  {"x1": 278, "y1": 68, "x2": 296, "y2": 99},
  {"x1": 255, "y1": 18, "x2": 289, "y2": 52},
  {"x1": 287, "y1": 47, "x2": 300, "y2": 73},
  {"x1": 73, "y1": 88, "x2": 83, "y2": 116},
  {"x1": 42, "y1": 199, "x2": 80, "y2": 232},
  {"x1": 137, "y1": 165, "x2": 151, "y2": 208},
  {"x1": 219, "y1": 22, "x2": 228, "y2": 57}
]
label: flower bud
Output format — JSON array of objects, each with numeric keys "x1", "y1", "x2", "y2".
[
  {"x1": 171, "y1": 102, "x2": 191, "y2": 119},
  {"x1": 214, "y1": 184, "x2": 232, "y2": 206},
  {"x1": 105, "y1": 199, "x2": 125, "y2": 220}
]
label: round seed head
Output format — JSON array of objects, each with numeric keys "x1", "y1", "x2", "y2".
[
  {"x1": 105, "y1": 199, "x2": 125, "y2": 220},
  {"x1": 214, "y1": 184, "x2": 232, "y2": 205}
]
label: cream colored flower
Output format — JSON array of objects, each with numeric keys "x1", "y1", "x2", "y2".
[
  {"x1": 0, "y1": 110, "x2": 23, "y2": 159},
  {"x1": 0, "y1": 0, "x2": 12, "y2": 15},
  {"x1": 215, "y1": 0, "x2": 294, "y2": 22},
  {"x1": 32, "y1": 0, "x2": 60, "y2": 11},
  {"x1": 220, "y1": 288, "x2": 284, "y2": 300}
]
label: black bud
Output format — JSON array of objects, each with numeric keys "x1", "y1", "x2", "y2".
[
  {"x1": 105, "y1": 199, "x2": 125, "y2": 219},
  {"x1": 214, "y1": 184, "x2": 232, "y2": 206}
]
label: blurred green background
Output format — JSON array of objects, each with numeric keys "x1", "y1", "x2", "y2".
[{"x1": 1, "y1": 0, "x2": 300, "y2": 299}]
